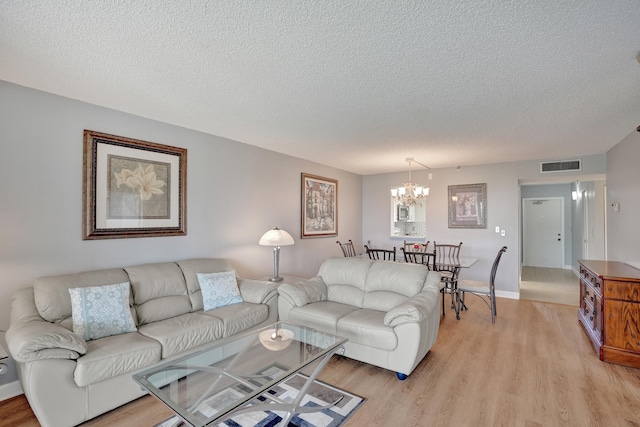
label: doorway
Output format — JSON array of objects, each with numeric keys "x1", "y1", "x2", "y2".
[{"x1": 522, "y1": 198, "x2": 564, "y2": 268}]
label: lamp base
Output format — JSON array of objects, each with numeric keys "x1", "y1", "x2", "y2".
[{"x1": 268, "y1": 276, "x2": 283, "y2": 282}]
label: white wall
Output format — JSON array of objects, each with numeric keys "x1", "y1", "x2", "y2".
[
  {"x1": 362, "y1": 155, "x2": 607, "y2": 296},
  {"x1": 0, "y1": 81, "x2": 363, "y2": 335},
  {"x1": 607, "y1": 130, "x2": 640, "y2": 268}
]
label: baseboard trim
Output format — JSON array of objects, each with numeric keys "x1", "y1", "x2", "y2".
[
  {"x1": 496, "y1": 290, "x2": 519, "y2": 300},
  {"x1": 0, "y1": 380, "x2": 23, "y2": 402}
]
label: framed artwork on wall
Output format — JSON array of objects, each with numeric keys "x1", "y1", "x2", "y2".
[
  {"x1": 301, "y1": 173, "x2": 338, "y2": 238},
  {"x1": 448, "y1": 183, "x2": 487, "y2": 229},
  {"x1": 83, "y1": 130, "x2": 187, "y2": 239}
]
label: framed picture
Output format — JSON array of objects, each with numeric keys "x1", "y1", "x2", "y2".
[
  {"x1": 448, "y1": 183, "x2": 487, "y2": 229},
  {"x1": 301, "y1": 173, "x2": 337, "y2": 238},
  {"x1": 83, "y1": 130, "x2": 187, "y2": 239}
]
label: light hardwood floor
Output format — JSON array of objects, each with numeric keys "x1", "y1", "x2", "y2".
[
  {"x1": 2, "y1": 296, "x2": 640, "y2": 426},
  {"x1": 520, "y1": 266, "x2": 579, "y2": 306}
]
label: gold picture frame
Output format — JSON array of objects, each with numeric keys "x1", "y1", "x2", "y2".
[
  {"x1": 83, "y1": 130, "x2": 187, "y2": 239},
  {"x1": 301, "y1": 173, "x2": 338, "y2": 238}
]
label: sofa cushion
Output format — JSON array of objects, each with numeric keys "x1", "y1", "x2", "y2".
[
  {"x1": 337, "y1": 309, "x2": 397, "y2": 351},
  {"x1": 33, "y1": 268, "x2": 130, "y2": 323},
  {"x1": 200, "y1": 302, "x2": 269, "y2": 337},
  {"x1": 73, "y1": 332, "x2": 161, "y2": 387},
  {"x1": 177, "y1": 258, "x2": 236, "y2": 311},
  {"x1": 126, "y1": 262, "x2": 191, "y2": 325},
  {"x1": 197, "y1": 271, "x2": 243, "y2": 311},
  {"x1": 288, "y1": 301, "x2": 359, "y2": 334},
  {"x1": 137, "y1": 313, "x2": 223, "y2": 358},
  {"x1": 362, "y1": 262, "x2": 429, "y2": 311},
  {"x1": 69, "y1": 282, "x2": 137, "y2": 341}
]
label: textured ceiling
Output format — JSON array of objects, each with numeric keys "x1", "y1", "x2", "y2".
[{"x1": 1, "y1": 1, "x2": 639, "y2": 175}]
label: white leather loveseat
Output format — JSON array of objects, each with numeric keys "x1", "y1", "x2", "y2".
[
  {"x1": 277, "y1": 257, "x2": 441, "y2": 379},
  {"x1": 6, "y1": 258, "x2": 278, "y2": 427}
]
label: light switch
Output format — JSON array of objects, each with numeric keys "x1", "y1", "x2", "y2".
[
  {"x1": 500, "y1": 230, "x2": 506, "y2": 237},
  {"x1": 612, "y1": 202, "x2": 620, "y2": 212},
  {"x1": 495, "y1": 226, "x2": 500, "y2": 233}
]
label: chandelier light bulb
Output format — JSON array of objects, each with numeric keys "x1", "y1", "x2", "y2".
[{"x1": 391, "y1": 158, "x2": 430, "y2": 207}]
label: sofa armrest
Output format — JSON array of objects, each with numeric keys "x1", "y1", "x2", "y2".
[
  {"x1": 6, "y1": 321, "x2": 87, "y2": 363},
  {"x1": 277, "y1": 277, "x2": 328, "y2": 307},
  {"x1": 384, "y1": 288, "x2": 439, "y2": 327},
  {"x1": 238, "y1": 279, "x2": 279, "y2": 304}
]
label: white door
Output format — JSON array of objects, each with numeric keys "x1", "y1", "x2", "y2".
[{"x1": 523, "y1": 198, "x2": 564, "y2": 268}]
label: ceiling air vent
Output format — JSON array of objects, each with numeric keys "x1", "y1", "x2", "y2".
[{"x1": 540, "y1": 159, "x2": 581, "y2": 173}]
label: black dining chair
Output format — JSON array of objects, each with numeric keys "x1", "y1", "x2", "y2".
[
  {"x1": 433, "y1": 242, "x2": 463, "y2": 315},
  {"x1": 364, "y1": 245, "x2": 397, "y2": 261},
  {"x1": 401, "y1": 247, "x2": 435, "y2": 270},
  {"x1": 456, "y1": 246, "x2": 507, "y2": 323},
  {"x1": 336, "y1": 240, "x2": 357, "y2": 257},
  {"x1": 403, "y1": 240, "x2": 430, "y2": 254}
]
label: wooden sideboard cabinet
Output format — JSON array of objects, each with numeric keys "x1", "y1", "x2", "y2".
[{"x1": 578, "y1": 260, "x2": 640, "y2": 368}]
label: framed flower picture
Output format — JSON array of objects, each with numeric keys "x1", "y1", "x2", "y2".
[
  {"x1": 83, "y1": 130, "x2": 187, "y2": 239},
  {"x1": 301, "y1": 173, "x2": 338, "y2": 238}
]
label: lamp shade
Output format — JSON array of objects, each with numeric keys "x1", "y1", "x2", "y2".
[{"x1": 259, "y1": 227, "x2": 295, "y2": 247}]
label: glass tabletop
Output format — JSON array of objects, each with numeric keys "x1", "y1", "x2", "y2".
[{"x1": 132, "y1": 321, "x2": 347, "y2": 427}]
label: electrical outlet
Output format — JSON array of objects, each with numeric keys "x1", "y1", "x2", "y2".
[{"x1": 501, "y1": 229, "x2": 506, "y2": 237}]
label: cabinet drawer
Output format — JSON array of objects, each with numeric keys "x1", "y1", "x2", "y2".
[
  {"x1": 604, "y1": 280, "x2": 640, "y2": 302},
  {"x1": 582, "y1": 301, "x2": 601, "y2": 337},
  {"x1": 580, "y1": 266, "x2": 602, "y2": 289}
]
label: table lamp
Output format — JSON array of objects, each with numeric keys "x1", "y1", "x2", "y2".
[{"x1": 259, "y1": 226, "x2": 295, "y2": 282}]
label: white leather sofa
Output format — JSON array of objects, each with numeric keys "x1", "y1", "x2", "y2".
[
  {"x1": 277, "y1": 257, "x2": 441, "y2": 379},
  {"x1": 6, "y1": 258, "x2": 278, "y2": 427}
]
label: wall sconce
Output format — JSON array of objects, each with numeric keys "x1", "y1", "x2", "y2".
[{"x1": 571, "y1": 191, "x2": 578, "y2": 201}]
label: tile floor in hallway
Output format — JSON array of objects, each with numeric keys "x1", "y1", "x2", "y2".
[{"x1": 520, "y1": 266, "x2": 579, "y2": 306}]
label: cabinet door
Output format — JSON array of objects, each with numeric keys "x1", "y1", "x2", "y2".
[{"x1": 604, "y1": 300, "x2": 640, "y2": 351}]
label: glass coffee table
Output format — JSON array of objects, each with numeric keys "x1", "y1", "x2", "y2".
[{"x1": 133, "y1": 322, "x2": 347, "y2": 427}]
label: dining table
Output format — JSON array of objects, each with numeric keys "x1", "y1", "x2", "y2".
[{"x1": 434, "y1": 256, "x2": 478, "y2": 317}]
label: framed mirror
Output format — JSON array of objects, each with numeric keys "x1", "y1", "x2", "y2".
[{"x1": 390, "y1": 197, "x2": 426, "y2": 238}]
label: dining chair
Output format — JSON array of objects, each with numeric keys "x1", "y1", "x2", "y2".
[
  {"x1": 401, "y1": 247, "x2": 435, "y2": 270},
  {"x1": 336, "y1": 240, "x2": 357, "y2": 257},
  {"x1": 433, "y1": 241, "x2": 463, "y2": 315},
  {"x1": 403, "y1": 240, "x2": 430, "y2": 254},
  {"x1": 365, "y1": 245, "x2": 397, "y2": 261},
  {"x1": 456, "y1": 246, "x2": 507, "y2": 323}
]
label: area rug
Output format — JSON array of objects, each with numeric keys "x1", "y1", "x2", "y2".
[{"x1": 154, "y1": 370, "x2": 365, "y2": 427}]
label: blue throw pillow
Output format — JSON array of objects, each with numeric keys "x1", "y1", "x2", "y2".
[
  {"x1": 69, "y1": 282, "x2": 137, "y2": 341},
  {"x1": 197, "y1": 271, "x2": 243, "y2": 311}
]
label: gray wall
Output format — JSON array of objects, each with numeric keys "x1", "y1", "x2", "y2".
[
  {"x1": 607, "y1": 130, "x2": 640, "y2": 268},
  {"x1": 362, "y1": 155, "x2": 607, "y2": 297},
  {"x1": 0, "y1": 81, "x2": 363, "y2": 335}
]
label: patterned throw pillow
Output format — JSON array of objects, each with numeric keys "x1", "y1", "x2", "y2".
[
  {"x1": 197, "y1": 271, "x2": 243, "y2": 311},
  {"x1": 69, "y1": 282, "x2": 137, "y2": 341}
]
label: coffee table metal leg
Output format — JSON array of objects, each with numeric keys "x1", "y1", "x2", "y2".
[{"x1": 227, "y1": 344, "x2": 345, "y2": 426}]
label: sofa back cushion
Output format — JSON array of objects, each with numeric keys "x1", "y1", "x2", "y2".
[
  {"x1": 363, "y1": 262, "x2": 428, "y2": 311},
  {"x1": 177, "y1": 258, "x2": 236, "y2": 311},
  {"x1": 125, "y1": 262, "x2": 191, "y2": 325},
  {"x1": 319, "y1": 258, "x2": 373, "y2": 308},
  {"x1": 34, "y1": 268, "x2": 131, "y2": 324}
]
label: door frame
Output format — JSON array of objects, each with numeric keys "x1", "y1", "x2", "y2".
[{"x1": 522, "y1": 197, "x2": 565, "y2": 269}]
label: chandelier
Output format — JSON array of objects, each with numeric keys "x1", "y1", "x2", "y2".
[{"x1": 391, "y1": 158, "x2": 430, "y2": 207}]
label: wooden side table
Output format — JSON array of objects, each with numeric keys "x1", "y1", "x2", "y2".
[{"x1": 578, "y1": 259, "x2": 640, "y2": 368}]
